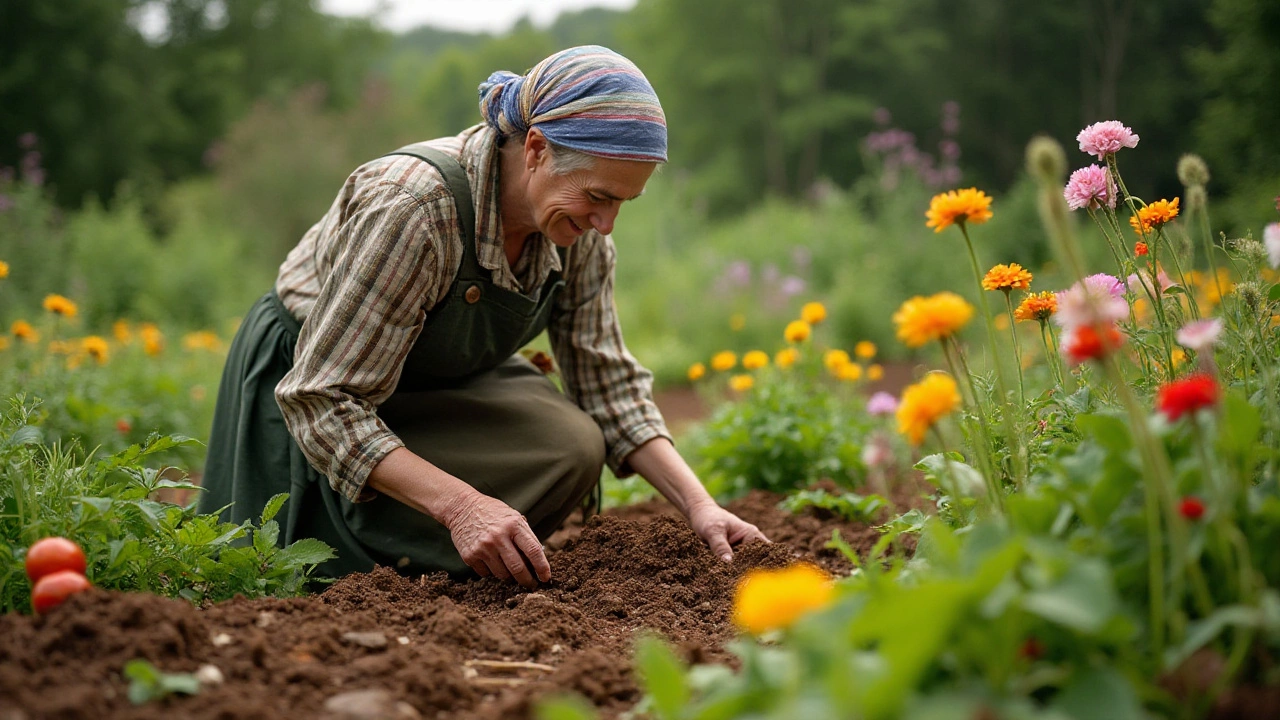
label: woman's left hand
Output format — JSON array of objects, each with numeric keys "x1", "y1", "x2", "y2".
[{"x1": 685, "y1": 501, "x2": 769, "y2": 562}]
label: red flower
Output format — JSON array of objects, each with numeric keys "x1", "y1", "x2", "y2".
[
  {"x1": 116, "y1": 418, "x2": 132, "y2": 434},
  {"x1": 1179, "y1": 496, "x2": 1205, "y2": 521},
  {"x1": 1134, "y1": 241, "x2": 1148, "y2": 256},
  {"x1": 1063, "y1": 323, "x2": 1124, "y2": 365},
  {"x1": 1156, "y1": 374, "x2": 1219, "y2": 421}
]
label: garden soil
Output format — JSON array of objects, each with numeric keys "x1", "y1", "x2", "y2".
[{"x1": 0, "y1": 488, "x2": 911, "y2": 720}]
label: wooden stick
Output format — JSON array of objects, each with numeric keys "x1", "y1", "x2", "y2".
[
  {"x1": 469, "y1": 677, "x2": 530, "y2": 688},
  {"x1": 463, "y1": 659, "x2": 556, "y2": 673}
]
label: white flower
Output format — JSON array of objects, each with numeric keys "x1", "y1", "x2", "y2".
[{"x1": 1176, "y1": 318, "x2": 1224, "y2": 353}]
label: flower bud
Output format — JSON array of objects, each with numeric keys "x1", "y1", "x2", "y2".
[
  {"x1": 1026, "y1": 136, "x2": 1066, "y2": 183},
  {"x1": 1177, "y1": 154, "x2": 1210, "y2": 188}
]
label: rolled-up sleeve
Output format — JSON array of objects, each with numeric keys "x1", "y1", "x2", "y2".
[
  {"x1": 549, "y1": 233, "x2": 672, "y2": 477},
  {"x1": 276, "y1": 182, "x2": 452, "y2": 502}
]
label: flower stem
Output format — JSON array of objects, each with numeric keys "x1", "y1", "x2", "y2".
[{"x1": 1003, "y1": 292, "x2": 1026, "y2": 403}]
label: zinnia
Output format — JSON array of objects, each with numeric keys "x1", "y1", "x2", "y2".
[
  {"x1": 800, "y1": 302, "x2": 827, "y2": 325},
  {"x1": 729, "y1": 374, "x2": 755, "y2": 392},
  {"x1": 42, "y1": 294, "x2": 78, "y2": 318},
  {"x1": 1129, "y1": 198, "x2": 1180, "y2": 235},
  {"x1": 1063, "y1": 323, "x2": 1124, "y2": 365},
  {"x1": 926, "y1": 188, "x2": 993, "y2": 233},
  {"x1": 1156, "y1": 373, "x2": 1219, "y2": 421},
  {"x1": 710, "y1": 351, "x2": 737, "y2": 372},
  {"x1": 687, "y1": 362, "x2": 706, "y2": 381},
  {"x1": 1014, "y1": 292, "x2": 1058, "y2": 323},
  {"x1": 784, "y1": 320, "x2": 812, "y2": 343},
  {"x1": 732, "y1": 563, "x2": 833, "y2": 635},
  {"x1": 982, "y1": 263, "x2": 1034, "y2": 292},
  {"x1": 1076, "y1": 120, "x2": 1140, "y2": 160},
  {"x1": 1063, "y1": 165, "x2": 1117, "y2": 211},
  {"x1": 893, "y1": 292, "x2": 975, "y2": 348},
  {"x1": 896, "y1": 372, "x2": 961, "y2": 445},
  {"x1": 742, "y1": 350, "x2": 769, "y2": 370}
]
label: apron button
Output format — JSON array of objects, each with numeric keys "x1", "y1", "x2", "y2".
[{"x1": 465, "y1": 284, "x2": 482, "y2": 303}]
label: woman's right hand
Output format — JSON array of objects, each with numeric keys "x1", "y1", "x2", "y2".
[{"x1": 443, "y1": 491, "x2": 551, "y2": 589}]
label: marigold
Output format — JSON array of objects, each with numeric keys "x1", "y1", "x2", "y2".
[
  {"x1": 0, "y1": 260, "x2": 8, "y2": 279},
  {"x1": 82, "y1": 336, "x2": 109, "y2": 364},
  {"x1": 867, "y1": 363, "x2": 884, "y2": 381},
  {"x1": 982, "y1": 263, "x2": 1033, "y2": 292},
  {"x1": 837, "y1": 362, "x2": 864, "y2": 382},
  {"x1": 896, "y1": 372, "x2": 961, "y2": 445},
  {"x1": 823, "y1": 349, "x2": 850, "y2": 374},
  {"x1": 1013, "y1": 292, "x2": 1058, "y2": 323},
  {"x1": 893, "y1": 292, "x2": 974, "y2": 348},
  {"x1": 42, "y1": 294, "x2": 78, "y2": 318},
  {"x1": 11, "y1": 320, "x2": 38, "y2": 342},
  {"x1": 729, "y1": 374, "x2": 755, "y2": 392},
  {"x1": 1128, "y1": 198, "x2": 1180, "y2": 235},
  {"x1": 926, "y1": 188, "x2": 994, "y2": 233},
  {"x1": 774, "y1": 348, "x2": 799, "y2": 369},
  {"x1": 710, "y1": 351, "x2": 737, "y2": 372},
  {"x1": 1156, "y1": 373, "x2": 1219, "y2": 421},
  {"x1": 732, "y1": 563, "x2": 833, "y2": 635},
  {"x1": 742, "y1": 350, "x2": 769, "y2": 371},
  {"x1": 854, "y1": 340, "x2": 876, "y2": 359},
  {"x1": 799, "y1": 301, "x2": 826, "y2": 325},
  {"x1": 687, "y1": 362, "x2": 706, "y2": 381},
  {"x1": 784, "y1": 320, "x2": 811, "y2": 343}
]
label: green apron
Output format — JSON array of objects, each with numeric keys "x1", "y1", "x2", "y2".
[{"x1": 199, "y1": 146, "x2": 606, "y2": 579}]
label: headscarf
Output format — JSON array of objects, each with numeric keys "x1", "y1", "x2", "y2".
[{"x1": 477, "y1": 45, "x2": 667, "y2": 163}]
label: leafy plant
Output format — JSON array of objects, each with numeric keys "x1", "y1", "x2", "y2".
[
  {"x1": 778, "y1": 488, "x2": 889, "y2": 523},
  {"x1": 123, "y1": 659, "x2": 200, "y2": 705}
]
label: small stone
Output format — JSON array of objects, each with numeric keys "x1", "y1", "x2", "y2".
[
  {"x1": 323, "y1": 689, "x2": 421, "y2": 719},
  {"x1": 396, "y1": 556, "x2": 411, "y2": 569},
  {"x1": 341, "y1": 631, "x2": 388, "y2": 649},
  {"x1": 462, "y1": 666, "x2": 479, "y2": 680},
  {"x1": 255, "y1": 612, "x2": 275, "y2": 628},
  {"x1": 195, "y1": 664, "x2": 225, "y2": 685},
  {"x1": 396, "y1": 636, "x2": 410, "y2": 645},
  {"x1": 550, "y1": 644, "x2": 562, "y2": 653},
  {"x1": 211, "y1": 633, "x2": 234, "y2": 646}
]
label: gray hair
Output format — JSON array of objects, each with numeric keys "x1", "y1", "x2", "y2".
[{"x1": 546, "y1": 141, "x2": 599, "y2": 176}]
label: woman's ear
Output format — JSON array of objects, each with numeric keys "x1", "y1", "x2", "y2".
[{"x1": 524, "y1": 128, "x2": 550, "y2": 173}]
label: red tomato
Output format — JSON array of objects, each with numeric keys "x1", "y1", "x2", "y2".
[
  {"x1": 24, "y1": 537, "x2": 87, "y2": 583},
  {"x1": 32, "y1": 570, "x2": 93, "y2": 614}
]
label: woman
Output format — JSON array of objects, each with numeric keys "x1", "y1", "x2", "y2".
[{"x1": 200, "y1": 46, "x2": 766, "y2": 589}]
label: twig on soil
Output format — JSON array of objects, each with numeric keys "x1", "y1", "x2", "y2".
[
  {"x1": 469, "y1": 677, "x2": 531, "y2": 688},
  {"x1": 463, "y1": 659, "x2": 556, "y2": 673}
]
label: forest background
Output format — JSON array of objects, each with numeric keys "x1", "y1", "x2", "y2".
[{"x1": 2, "y1": 0, "x2": 1278, "y2": 388}]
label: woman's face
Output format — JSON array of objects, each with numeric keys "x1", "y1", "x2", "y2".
[{"x1": 522, "y1": 133, "x2": 657, "y2": 246}]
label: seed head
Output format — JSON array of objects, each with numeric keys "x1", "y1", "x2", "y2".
[
  {"x1": 1235, "y1": 280, "x2": 1264, "y2": 316},
  {"x1": 1186, "y1": 184, "x2": 1208, "y2": 211},
  {"x1": 1177, "y1": 154, "x2": 1210, "y2": 188},
  {"x1": 1026, "y1": 136, "x2": 1066, "y2": 183},
  {"x1": 1234, "y1": 238, "x2": 1267, "y2": 268}
]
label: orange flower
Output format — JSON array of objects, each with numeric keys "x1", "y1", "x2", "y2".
[
  {"x1": 742, "y1": 350, "x2": 769, "y2": 370},
  {"x1": 800, "y1": 302, "x2": 827, "y2": 325},
  {"x1": 774, "y1": 348, "x2": 799, "y2": 369},
  {"x1": 0, "y1": 260, "x2": 9, "y2": 279},
  {"x1": 784, "y1": 320, "x2": 812, "y2": 343},
  {"x1": 1134, "y1": 241, "x2": 1148, "y2": 257},
  {"x1": 893, "y1": 292, "x2": 974, "y2": 347},
  {"x1": 867, "y1": 364, "x2": 884, "y2": 381},
  {"x1": 710, "y1": 351, "x2": 737, "y2": 372},
  {"x1": 854, "y1": 341, "x2": 877, "y2": 359},
  {"x1": 733, "y1": 564, "x2": 833, "y2": 634},
  {"x1": 1013, "y1": 292, "x2": 1058, "y2": 323},
  {"x1": 837, "y1": 362, "x2": 864, "y2": 382},
  {"x1": 112, "y1": 320, "x2": 133, "y2": 344},
  {"x1": 981, "y1": 263, "x2": 1033, "y2": 292},
  {"x1": 139, "y1": 323, "x2": 164, "y2": 356},
  {"x1": 896, "y1": 372, "x2": 961, "y2": 445},
  {"x1": 823, "y1": 349, "x2": 851, "y2": 375},
  {"x1": 42, "y1": 294, "x2": 78, "y2": 318},
  {"x1": 1128, "y1": 198, "x2": 1180, "y2": 235},
  {"x1": 729, "y1": 374, "x2": 755, "y2": 392},
  {"x1": 82, "y1": 336, "x2": 109, "y2": 364},
  {"x1": 11, "y1": 320, "x2": 38, "y2": 343},
  {"x1": 687, "y1": 362, "x2": 706, "y2": 381},
  {"x1": 926, "y1": 188, "x2": 994, "y2": 233}
]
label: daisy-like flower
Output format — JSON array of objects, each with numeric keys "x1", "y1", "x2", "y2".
[
  {"x1": 893, "y1": 292, "x2": 975, "y2": 348},
  {"x1": 837, "y1": 362, "x2": 864, "y2": 382},
  {"x1": 1129, "y1": 198, "x2": 1180, "y2": 235},
  {"x1": 774, "y1": 348, "x2": 799, "y2": 369},
  {"x1": 687, "y1": 362, "x2": 706, "y2": 381},
  {"x1": 1062, "y1": 165, "x2": 1117, "y2": 211},
  {"x1": 42, "y1": 294, "x2": 78, "y2": 318},
  {"x1": 1265, "y1": 223, "x2": 1280, "y2": 269},
  {"x1": 784, "y1": 320, "x2": 811, "y2": 343},
  {"x1": 926, "y1": 188, "x2": 993, "y2": 233},
  {"x1": 1014, "y1": 291, "x2": 1058, "y2": 323},
  {"x1": 896, "y1": 372, "x2": 961, "y2": 445},
  {"x1": 854, "y1": 340, "x2": 876, "y2": 359},
  {"x1": 710, "y1": 351, "x2": 737, "y2": 372},
  {"x1": 1176, "y1": 318, "x2": 1224, "y2": 353},
  {"x1": 82, "y1": 336, "x2": 109, "y2": 364},
  {"x1": 1063, "y1": 323, "x2": 1124, "y2": 365},
  {"x1": 823, "y1": 349, "x2": 850, "y2": 374},
  {"x1": 1156, "y1": 373, "x2": 1219, "y2": 421},
  {"x1": 800, "y1": 302, "x2": 827, "y2": 325},
  {"x1": 733, "y1": 564, "x2": 833, "y2": 635},
  {"x1": 729, "y1": 374, "x2": 755, "y2": 392},
  {"x1": 11, "y1": 320, "x2": 38, "y2": 342},
  {"x1": 742, "y1": 350, "x2": 769, "y2": 370},
  {"x1": 1054, "y1": 277, "x2": 1128, "y2": 329},
  {"x1": 1076, "y1": 120, "x2": 1140, "y2": 160},
  {"x1": 982, "y1": 263, "x2": 1034, "y2": 292},
  {"x1": 866, "y1": 391, "x2": 899, "y2": 416}
]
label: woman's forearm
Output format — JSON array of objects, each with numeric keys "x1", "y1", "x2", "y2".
[
  {"x1": 624, "y1": 437, "x2": 716, "y2": 516},
  {"x1": 365, "y1": 446, "x2": 478, "y2": 526}
]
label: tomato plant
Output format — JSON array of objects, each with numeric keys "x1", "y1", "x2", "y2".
[
  {"x1": 24, "y1": 536, "x2": 87, "y2": 582},
  {"x1": 31, "y1": 570, "x2": 92, "y2": 614}
]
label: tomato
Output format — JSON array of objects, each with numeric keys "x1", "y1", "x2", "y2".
[
  {"x1": 24, "y1": 536, "x2": 87, "y2": 583},
  {"x1": 31, "y1": 570, "x2": 93, "y2": 614}
]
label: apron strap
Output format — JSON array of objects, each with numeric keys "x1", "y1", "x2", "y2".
[{"x1": 384, "y1": 146, "x2": 476, "y2": 248}]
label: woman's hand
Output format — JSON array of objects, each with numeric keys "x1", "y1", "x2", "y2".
[
  {"x1": 443, "y1": 491, "x2": 551, "y2": 589},
  {"x1": 685, "y1": 501, "x2": 769, "y2": 562}
]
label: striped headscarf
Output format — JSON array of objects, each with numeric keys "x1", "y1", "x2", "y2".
[{"x1": 477, "y1": 45, "x2": 667, "y2": 163}]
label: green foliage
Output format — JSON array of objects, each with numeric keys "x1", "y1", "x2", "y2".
[
  {"x1": 0, "y1": 398, "x2": 334, "y2": 613},
  {"x1": 778, "y1": 488, "x2": 888, "y2": 523},
  {"x1": 123, "y1": 659, "x2": 200, "y2": 705}
]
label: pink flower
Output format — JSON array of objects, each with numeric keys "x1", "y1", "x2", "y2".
[
  {"x1": 1127, "y1": 268, "x2": 1174, "y2": 295},
  {"x1": 866, "y1": 391, "x2": 899, "y2": 416},
  {"x1": 1176, "y1": 318, "x2": 1224, "y2": 353},
  {"x1": 1054, "y1": 277, "x2": 1129, "y2": 329},
  {"x1": 1265, "y1": 223, "x2": 1280, "y2": 269},
  {"x1": 1077, "y1": 121, "x2": 1140, "y2": 160},
  {"x1": 1063, "y1": 165, "x2": 1117, "y2": 211}
]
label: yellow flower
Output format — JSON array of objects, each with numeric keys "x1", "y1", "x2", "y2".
[
  {"x1": 1128, "y1": 197, "x2": 1180, "y2": 235},
  {"x1": 729, "y1": 374, "x2": 755, "y2": 392},
  {"x1": 1013, "y1": 292, "x2": 1058, "y2": 323},
  {"x1": 11, "y1": 320, "x2": 38, "y2": 343},
  {"x1": 868, "y1": 364, "x2": 884, "y2": 381},
  {"x1": 1171, "y1": 348, "x2": 1187, "y2": 368},
  {"x1": 42, "y1": 294, "x2": 78, "y2": 318},
  {"x1": 687, "y1": 362, "x2": 706, "y2": 381},
  {"x1": 837, "y1": 362, "x2": 864, "y2": 382},
  {"x1": 800, "y1": 302, "x2": 827, "y2": 325},
  {"x1": 710, "y1": 351, "x2": 737, "y2": 372},
  {"x1": 784, "y1": 320, "x2": 812, "y2": 343},
  {"x1": 182, "y1": 330, "x2": 223, "y2": 352},
  {"x1": 823, "y1": 349, "x2": 850, "y2": 374},
  {"x1": 112, "y1": 320, "x2": 133, "y2": 344},
  {"x1": 0, "y1": 260, "x2": 8, "y2": 279},
  {"x1": 774, "y1": 348, "x2": 799, "y2": 369},
  {"x1": 742, "y1": 350, "x2": 769, "y2": 370},
  {"x1": 926, "y1": 188, "x2": 994, "y2": 233},
  {"x1": 733, "y1": 563, "x2": 834, "y2": 635},
  {"x1": 82, "y1": 336, "x2": 109, "y2": 364},
  {"x1": 854, "y1": 341, "x2": 876, "y2": 359},
  {"x1": 730, "y1": 313, "x2": 746, "y2": 332},
  {"x1": 896, "y1": 372, "x2": 962, "y2": 445},
  {"x1": 981, "y1": 263, "x2": 1033, "y2": 292},
  {"x1": 892, "y1": 292, "x2": 974, "y2": 348},
  {"x1": 139, "y1": 323, "x2": 164, "y2": 356},
  {"x1": 0, "y1": 337, "x2": 9, "y2": 352}
]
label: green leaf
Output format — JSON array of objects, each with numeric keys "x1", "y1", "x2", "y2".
[
  {"x1": 1051, "y1": 667, "x2": 1142, "y2": 720},
  {"x1": 1217, "y1": 393, "x2": 1261, "y2": 461},
  {"x1": 1268, "y1": 283, "x2": 1280, "y2": 303},
  {"x1": 1022, "y1": 559, "x2": 1117, "y2": 634},
  {"x1": 915, "y1": 454, "x2": 984, "y2": 497},
  {"x1": 535, "y1": 694, "x2": 599, "y2": 720},
  {"x1": 276, "y1": 538, "x2": 337, "y2": 567},
  {"x1": 2, "y1": 425, "x2": 43, "y2": 449},
  {"x1": 1075, "y1": 413, "x2": 1132, "y2": 454},
  {"x1": 1163, "y1": 605, "x2": 1260, "y2": 670},
  {"x1": 260, "y1": 494, "x2": 288, "y2": 525},
  {"x1": 634, "y1": 634, "x2": 689, "y2": 720}
]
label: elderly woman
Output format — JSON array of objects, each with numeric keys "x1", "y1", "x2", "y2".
[{"x1": 200, "y1": 46, "x2": 766, "y2": 588}]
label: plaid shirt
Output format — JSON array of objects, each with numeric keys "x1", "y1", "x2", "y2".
[{"x1": 274, "y1": 125, "x2": 670, "y2": 502}]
